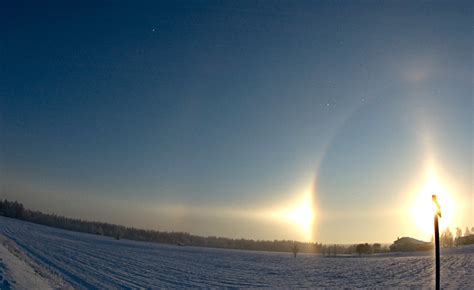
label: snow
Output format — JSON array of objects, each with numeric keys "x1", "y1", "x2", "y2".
[
  {"x1": 0, "y1": 240, "x2": 51, "y2": 290},
  {"x1": 0, "y1": 216, "x2": 473, "y2": 289},
  {"x1": 0, "y1": 233, "x2": 69, "y2": 290}
]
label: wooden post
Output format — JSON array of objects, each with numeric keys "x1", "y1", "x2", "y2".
[
  {"x1": 432, "y1": 194, "x2": 441, "y2": 290},
  {"x1": 434, "y1": 213, "x2": 440, "y2": 290}
]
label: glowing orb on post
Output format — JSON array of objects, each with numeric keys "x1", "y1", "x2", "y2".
[{"x1": 410, "y1": 174, "x2": 455, "y2": 237}]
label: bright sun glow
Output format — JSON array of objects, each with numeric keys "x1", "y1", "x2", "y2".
[
  {"x1": 281, "y1": 193, "x2": 315, "y2": 241},
  {"x1": 409, "y1": 170, "x2": 456, "y2": 239}
]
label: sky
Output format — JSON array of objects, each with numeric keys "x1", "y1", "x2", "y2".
[{"x1": 1, "y1": 1, "x2": 472, "y2": 244}]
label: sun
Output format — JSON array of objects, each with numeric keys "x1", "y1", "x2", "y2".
[
  {"x1": 409, "y1": 171, "x2": 456, "y2": 239},
  {"x1": 283, "y1": 193, "x2": 315, "y2": 241}
]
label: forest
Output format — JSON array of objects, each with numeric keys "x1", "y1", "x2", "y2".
[{"x1": 1, "y1": 199, "x2": 471, "y2": 255}]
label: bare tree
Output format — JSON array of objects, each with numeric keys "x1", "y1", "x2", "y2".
[
  {"x1": 356, "y1": 243, "x2": 372, "y2": 256},
  {"x1": 455, "y1": 227, "x2": 463, "y2": 246},
  {"x1": 465, "y1": 227, "x2": 471, "y2": 237},
  {"x1": 320, "y1": 245, "x2": 325, "y2": 256},
  {"x1": 441, "y1": 228, "x2": 454, "y2": 248},
  {"x1": 292, "y1": 243, "x2": 299, "y2": 258}
]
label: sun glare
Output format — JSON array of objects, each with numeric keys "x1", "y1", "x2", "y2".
[
  {"x1": 282, "y1": 193, "x2": 315, "y2": 241},
  {"x1": 409, "y1": 171, "x2": 456, "y2": 239}
]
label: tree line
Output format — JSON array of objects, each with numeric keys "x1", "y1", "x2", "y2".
[
  {"x1": 0, "y1": 199, "x2": 324, "y2": 253},
  {"x1": 437, "y1": 226, "x2": 474, "y2": 247},
  {"x1": 320, "y1": 243, "x2": 388, "y2": 256},
  {"x1": 3, "y1": 199, "x2": 471, "y2": 254},
  {"x1": 0, "y1": 199, "x2": 385, "y2": 255}
]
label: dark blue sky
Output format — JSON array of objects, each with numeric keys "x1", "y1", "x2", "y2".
[{"x1": 1, "y1": 1, "x2": 472, "y2": 242}]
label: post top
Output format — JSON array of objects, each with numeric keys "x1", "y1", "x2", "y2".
[{"x1": 432, "y1": 194, "x2": 441, "y2": 217}]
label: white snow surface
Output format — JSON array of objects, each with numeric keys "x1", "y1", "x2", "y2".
[
  {"x1": 0, "y1": 230, "x2": 69, "y2": 290},
  {"x1": 0, "y1": 239, "x2": 52, "y2": 290},
  {"x1": 0, "y1": 216, "x2": 473, "y2": 289}
]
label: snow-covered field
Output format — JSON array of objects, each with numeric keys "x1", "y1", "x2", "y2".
[{"x1": 0, "y1": 216, "x2": 473, "y2": 289}]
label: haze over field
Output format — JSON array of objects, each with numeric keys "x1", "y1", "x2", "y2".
[{"x1": 1, "y1": 1, "x2": 472, "y2": 244}]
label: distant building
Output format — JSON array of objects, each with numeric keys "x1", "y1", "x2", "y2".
[
  {"x1": 456, "y1": 235, "x2": 474, "y2": 246},
  {"x1": 390, "y1": 237, "x2": 432, "y2": 252}
]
